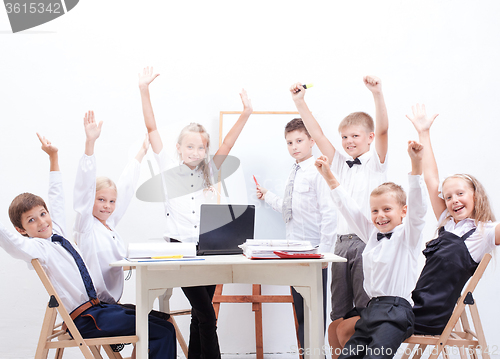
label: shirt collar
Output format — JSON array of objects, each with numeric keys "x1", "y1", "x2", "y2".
[{"x1": 294, "y1": 156, "x2": 315, "y2": 170}]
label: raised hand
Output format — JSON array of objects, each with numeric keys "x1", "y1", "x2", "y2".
[
  {"x1": 138, "y1": 66, "x2": 160, "y2": 89},
  {"x1": 290, "y1": 82, "x2": 306, "y2": 102},
  {"x1": 239, "y1": 89, "x2": 253, "y2": 113},
  {"x1": 83, "y1": 110, "x2": 103, "y2": 142},
  {"x1": 36, "y1": 133, "x2": 58, "y2": 156},
  {"x1": 406, "y1": 104, "x2": 439, "y2": 134},
  {"x1": 407, "y1": 140, "x2": 424, "y2": 162},
  {"x1": 363, "y1": 75, "x2": 382, "y2": 94}
]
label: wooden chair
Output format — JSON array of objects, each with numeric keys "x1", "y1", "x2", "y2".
[
  {"x1": 402, "y1": 253, "x2": 492, "y2": 359},
  {"x1": 212, "y1": 284, "x2": 301, "y2": 359},
  {"x1": 32, "y1": 259, "x2": 139, "y2": 359}
]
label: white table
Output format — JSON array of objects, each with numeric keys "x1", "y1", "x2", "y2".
[{"x1": 111, "y1": 253, "x2": 345, "y2": 359}]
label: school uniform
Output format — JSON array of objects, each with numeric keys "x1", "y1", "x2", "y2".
[
  {"x1": 155, "y1": 148, "x2": 221, "y2": 359},
  {"x1": 330, "y1": 174, "x2": 426, "y2": 359},
  {"x1": 330, "y1": 146, "x2": 388, "y2": 321},
  {"x1": 73, "y1": 154, "x2": 140, "y2": 304},
  {"x1": 0, "y1": 172, "x2": 176, "y2": 359},
  {"x1": 412, "y1": 211, "x2": 497, "y2": 335},
  {"x1": 265, "y1": 156, "x2": 338, "y2": 348},
  {"x1": 154, "y1": 148, "x2": 218, "y2": 243}
]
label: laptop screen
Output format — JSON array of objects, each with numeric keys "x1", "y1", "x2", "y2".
[{"x1": 198, "y1": 204, "x2": 255, "y2": 255}]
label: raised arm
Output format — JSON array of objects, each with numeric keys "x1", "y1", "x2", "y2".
[
  {"x1": 135, "y1": 134, "x2": 150, "y2": 163},
  {"x1": 37, "y1": 133, "x2": 59, "y2": 172},
  {"x1": 83, "y1": 111, "x2": 102, "y2": 156},
  {"x1": 291, "y1": 83, "x2": 335, "y2": 164},
  {"x1": 364, "y1": 76, "x2": 388, "y2": 163},
  {"x1": 407, "y1": 140, "x2": 423, "y2": 176},
  {"x1": 406, "y1": 104, "x2": 444, "y2": 219},
  {"x1": 315, "y1": 155, "x2": 371, "y2": 242},
  {"x1": 138, "y1": 66, "x2": 163, "y2": 154},
  {"x1": 213, "y1": 89, "x2": 253, "y2": 169}
]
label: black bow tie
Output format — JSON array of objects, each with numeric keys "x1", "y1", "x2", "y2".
[
  {"x1": 346, "y1": 158, "x2": 361, "y2": 168},
  {"x1": 377, "y1": 232, "x2": 393, "y2": 241}
]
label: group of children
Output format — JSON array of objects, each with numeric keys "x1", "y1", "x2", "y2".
[{"x1": 1, "y1": 68, "x2": 499, "y2": 359}]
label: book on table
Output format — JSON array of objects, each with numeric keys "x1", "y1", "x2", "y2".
[{"x1": 239, "y1": 239, "x2": 318, "y2": 259}]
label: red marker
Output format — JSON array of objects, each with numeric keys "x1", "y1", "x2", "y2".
[{"x1": 253, "y1": 175, "x2": 260, "y2": 186}]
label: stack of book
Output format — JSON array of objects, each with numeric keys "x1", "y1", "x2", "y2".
[
  {"x1": 127, "y1": 242, "x2": 197, "y2": 261},
  {"x1": 239, "y1": 239, "x2": 318, "y2": 259}
]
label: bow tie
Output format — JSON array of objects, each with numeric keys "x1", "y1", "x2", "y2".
[
  {"x1": 346, "y1": 158, "x2": 361, "y2": 168},
  {"x1": 377, "y1": 232, "x2": 393, "y2": 241}
]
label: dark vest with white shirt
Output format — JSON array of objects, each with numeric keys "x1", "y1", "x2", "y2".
[{"x1": 412, "y1": 227, "x2": 478, "y2": 335}]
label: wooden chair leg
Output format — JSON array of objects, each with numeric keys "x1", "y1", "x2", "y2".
[
  {"x1": 252, "y1": 284, "x2": 264, "y2": 359},
  {"x1": 89, "y1": 345, "x2": 104, "y2": 359},
  {"x1": 171, "y1": 316, "x2": 189, "y2": 357},
  {"x1": 35, "y1": 306, "x2": 58, "y2": 359},
  {"x1": 54, "y1": 348, "x2": 64, "y2": 359},
  {"x1": 213, "y1": 284, "x2": 223, "y2": 319}
]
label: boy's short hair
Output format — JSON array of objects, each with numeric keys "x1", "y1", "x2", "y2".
[
  {"x1": 8, "y1": 193, "x2": 48, "y2": 234},
  {"x1": 285, "y1": 118, "x2": 311, "y2": 138},
  {"x1": 371, "y1": 182, "x2": 407, "y2": 207},
  {"x1": 338, "y1": 112, "x2": 374, "y2": 133}
]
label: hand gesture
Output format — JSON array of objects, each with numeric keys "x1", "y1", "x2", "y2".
[
  {"x1": 135, "y1": 133, "x2": 151, "y2": 163},
  {"x1": 315, "y1": 155, "x2": 333, "y2": 179},
  {"x1": 83, "y1": 110, "x2": 103, "y2": 142},
  {"x1": 407, "y1": 140, "x2": 424, "y2": 162},
  {"x1": 406, "y1": 104, "x2": 438, "y2": 134},
  {"x1": 363, "y1": 75, "x2": 382, "y2": 94},
  {"x1": 138, "y1": 66, "x2": 160, "y2": 89},
  {"x1": 256, "y1": 185, "x2": 268, "y2": 200},
  {"x1": 239, "y1": 89, "x2": 253, "y2": 113},
  {"x1": 36, "y1": 133, "x2": 58, "y2": 156},
  {"x1": 290, "y1": 82, "x2": 306, "y2": 102}
]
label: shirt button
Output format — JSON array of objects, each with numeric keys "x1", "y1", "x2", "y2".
[
  {"x1": 192, "y1": 197, "x2": 194, "y2": 200},
  {"x1": 191, "y1": 173, "x2": 193, "y2": 176},
  {"x1": 194, "y1": 225, "x2": 197, "y2": 228},
  {"x1": 192, "y1": 211, "x2": 195, "y2": 214},
  {"x1": 191, "y1": 184, "x2": 194, "y2": 187}
]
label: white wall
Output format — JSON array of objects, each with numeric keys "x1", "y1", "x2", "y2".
[{"x1": 1, "y1": 1, "x2": 500, "y2": 358}]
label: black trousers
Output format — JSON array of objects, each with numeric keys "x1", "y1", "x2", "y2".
[
  {"x1": 182, "y1": 285, "x2": 221, "y2": 359},
  {"x1": 291, "y1": 267, "x2": 328, "y2": 349},
  {"x1": 339, "y1": 296, "x2": 414, "y2": 359}
]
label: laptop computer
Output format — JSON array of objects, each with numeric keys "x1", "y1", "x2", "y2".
[{"x1": 197, "y1": 204, "x2": 255, "y2": 255}]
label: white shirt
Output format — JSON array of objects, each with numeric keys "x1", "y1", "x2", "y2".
[
  {"x1": 265, "y1": 156, "x2": 338, "y2": 253},
  {"x1": 0, "y1": 172, "x2": 92, "y2": 313},
  {"x1": 437, "y1": 210, "x2": 498, "y2": 263},
  {"x1": 73, "y1": 154, "x2": 140, "y2": 304},
  {"x1": 330, "y1": 175, "x2": 427, "y2": 305},
  {"x1": 331, "y1": 146, "x2": 388, "y2": 235},
  {"x1": 155, "y1": 149, "x2": 218, "y2": 243}
]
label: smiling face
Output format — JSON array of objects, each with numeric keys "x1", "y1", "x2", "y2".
[
  {"x1": 285, "y1": 129, "x2": 315, "y2": 163},
  {"x1": 339, "y1": 124, "x2": 374, "y2": 159},
  {"x1": 370, "y1": 192, "x2": 407, "y2": 233},
  {"x1": 16, "y1": 205, "x2": 53, "y2": 239},
  {"x1": 177, "y1": 131, "x2": 208, "y2": 169},
  {"x1": 442, "y1": 177, "x2": 475, "y2": 223},
  {"x1": 92, "y1": 187, "x2": 117, "y2": 225}
]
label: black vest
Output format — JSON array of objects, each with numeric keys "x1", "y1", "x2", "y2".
[{"x1": 412, "y1": 227, "x2": 477, "y2": 335}]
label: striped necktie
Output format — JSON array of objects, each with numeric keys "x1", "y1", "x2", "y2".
[
  {"x1": 51, "y1": 234, "x2": 97, "y2": 300},
  {"x1": 282, "y1": 163, "x2": 300, "y2": 223}
]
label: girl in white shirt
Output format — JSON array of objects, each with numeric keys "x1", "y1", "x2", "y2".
[
  {"x1": 138, "y1": 66, "x2": 253, "y2": 359},
  {"x1": 407, "y1": 104, "x2": 500, "y2": 335},
  {"x1": 74, "y1": 111, "x2": 149, "y2": 305}
]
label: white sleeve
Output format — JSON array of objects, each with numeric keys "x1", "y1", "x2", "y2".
[
  {"x1": 0, "y1": 221, "x2": 48, "y2": 263},
  {"x1": 406, "y1": 174, "x2": 427, "y2": 249},
  {"x1": 48, "y1": 171, "x2": 66, "y2": 238},
  {"x1": 73, "y1": 154, "x2": 96, "y2": 235},
  {"x1": 108, "y1": 159, "x2": 141, "y2": 227},
  {"x1": 329, "y1": 185, "x2": 372, "y2": 243},
  {"x1": 315, "y1": 173, "x2": 337, "y2": 253},
  {"x1": 264, "y1": 191, "x2": 284, "y2": 214}
]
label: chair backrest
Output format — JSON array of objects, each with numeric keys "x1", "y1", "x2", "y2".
[{"x1": 32, "y1": 259, "x2": 138, "y2": 359}]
